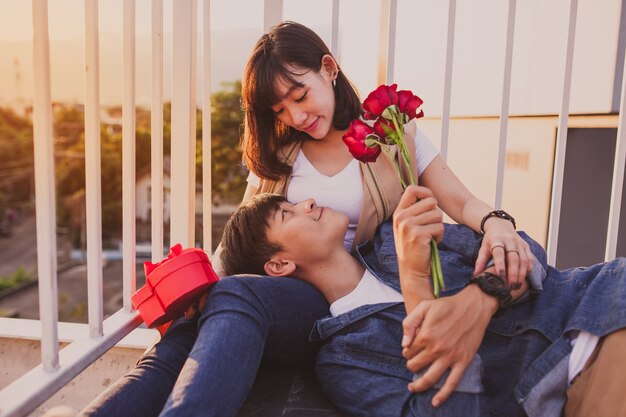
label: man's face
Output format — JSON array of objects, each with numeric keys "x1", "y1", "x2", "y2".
[{"x1": 266, "y1": 199, "x2": 348, "y2": 264}]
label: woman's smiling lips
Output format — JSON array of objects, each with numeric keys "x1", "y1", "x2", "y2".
[{"x1": 303, "y1": 117, "x2": 320, "y2": 133}]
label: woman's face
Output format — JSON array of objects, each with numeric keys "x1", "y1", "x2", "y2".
[{"x1": 270, "y1": 65, "x2": 336, "y2": 140}]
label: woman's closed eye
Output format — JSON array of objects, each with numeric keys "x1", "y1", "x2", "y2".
[{"x1": 295, "y1": 91, "x2": 308, "y2": 103}]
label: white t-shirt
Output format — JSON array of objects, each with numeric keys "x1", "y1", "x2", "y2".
[
  {"x1": 247, "y1": 127, "x2": 439, "y2": 250},
  {"x1": 330, "y1": 269, "x2": 403, "y2": 316}
]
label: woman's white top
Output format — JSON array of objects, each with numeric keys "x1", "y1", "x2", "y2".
[
  {"x1": 330, "y1": 269, "x2": 403, "y2": 316},
  {"x1": 247, "y1": 128, "x2": 439, "y2": 251}
]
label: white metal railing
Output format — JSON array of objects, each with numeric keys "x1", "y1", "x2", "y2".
[
  {"x1": 122, "y1": 0, "x2": 137, "y2": 310},
  {"x1": 546, "y1": 0, "x2": 579, "y2": 265},
  {"x1": 439, "y1": 0, "x2": 457, "y2": 161},
  {"x1": 1, "y1": 0, "x2": 626, "y2": 416},
  {"x1": 605, "y1": 30, "x2": 626, "y2": 261}
]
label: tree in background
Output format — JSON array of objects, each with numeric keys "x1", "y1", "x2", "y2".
[
  {"x1": 197, "y1": 80, "x2": 246, "y2": 205},
  {"x1": 0, "y1": 107, "x2": 33, "y2": 219},
  {"x1": 0, "y1": 81, "x2": 247, "y2": 248}
]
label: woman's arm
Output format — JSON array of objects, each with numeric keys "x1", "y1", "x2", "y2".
[{"x1": 419, "y1": 155, "x2": 533, "y2": 288}]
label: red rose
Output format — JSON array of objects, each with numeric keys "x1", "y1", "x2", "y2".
[
  {"x1": 397, "y1": 90, "x2": 424, "y2": 121},
  {"x1": 342, "y1": 120, "x2": 381, "y2": 163},
  {"x1": 373, "y1": 118, "x2": 397, "y2": 144},
  {"x1": 363, "y1": 84, "x2": 398, "y2": 120}
]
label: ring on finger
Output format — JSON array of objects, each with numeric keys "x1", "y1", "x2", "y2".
[
  {"x1": 506, "y1": 249, "x2": 519, "y2": 255},
  {"x1": 491, "y1": 242, "x2": 505, "y2": 252}
]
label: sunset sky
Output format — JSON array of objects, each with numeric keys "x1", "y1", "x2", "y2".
[{"x1": 0, "y1": 0, "x2": 622, "y2": 117}]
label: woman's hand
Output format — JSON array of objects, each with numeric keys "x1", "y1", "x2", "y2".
[
  {"x1": 401, "y1": 284, "x2": 498, "y2": 407},
  {"x1": 474, "y1": 218, "x2": 533, "y2": 290}
]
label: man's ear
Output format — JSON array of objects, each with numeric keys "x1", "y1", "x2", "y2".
[
  {"x1": 321, "y1": 54, "x2": 338, "y2": 79},
  {"x1": 264, "y1": 256, "x2": 296, "y2": 277}
]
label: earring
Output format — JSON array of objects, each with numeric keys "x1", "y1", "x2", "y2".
[{"x1": 332, "y1": 71, "x2": 338, "y2": 88}]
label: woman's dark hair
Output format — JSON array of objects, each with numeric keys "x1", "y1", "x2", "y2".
[
  {"x1": 241, "y1": 21, "x2": 361, "y2": 181},
  {"x1": 220, "y1": 193, "x2": 287, "y2": 276}
]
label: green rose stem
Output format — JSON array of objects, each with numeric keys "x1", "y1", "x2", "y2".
[{"x1": 390, "y1": 110, "x2": 445, "y2": 298}]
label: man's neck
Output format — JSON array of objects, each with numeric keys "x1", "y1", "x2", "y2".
[{"x1": 299, "y1": 250, "x2": 365, "y2": 304}]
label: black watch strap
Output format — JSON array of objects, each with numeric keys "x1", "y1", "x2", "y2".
[
  {"x1": 480, "y1": 210, "x2": 516, "y2": 234},
  {"x1": 468, "y1": 272, "x2": 513, "y2": 309}
]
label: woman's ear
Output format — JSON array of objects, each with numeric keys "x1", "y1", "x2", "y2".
[
  {"x1": 264, "y1": 256, "x2": 296, "y2": 277},
  {"x1": 321, "y1": 54, "x2": 339, "y2": 80}
]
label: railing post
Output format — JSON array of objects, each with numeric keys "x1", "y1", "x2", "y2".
[
  {"x1": 151, "y1": 0, "x2": 164, "y2": 261},
  {"x1": 494, "y1": 0, "x2": 517, "y2": 210},
  {"x1": 122, "y1": 0, "x2": 137, "y2": 311},
  {"x1": 264, "y1": 0, "x2": 284, "y2": 32},
  {"x1": 32, "y1": 0, "x2": 59, "y2": 372},
  {"x1": 330, "y1": 0, "x2": 340, "y2": 58},
  {"x1": 440, "y1": 0, "x2": 457, "y2": 161},
  {"x1": 377, "y1": 0, "x2": 397, "y2": 85},
  {"x1": 84, "y1": 0, "x2": 104, "y2": 337},
  {"x1": 547, "y1": 0, "x2": 579, "y2": 265},
  {"x1": 202, "y1": 0, "x2": 213, "y2": 252},
  {"x1": 170, "y1": 0, "x2": 197, "y2": 248},
  {"x1": 605, "y1": 45, "x2": 626, "y2": 260}
]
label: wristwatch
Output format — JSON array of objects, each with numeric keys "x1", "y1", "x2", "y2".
[
  {"x1": 468, "y1": 271, "x2": 513, "y2": 309},
  {"x1": 480, "y1": 209, "x2": 516, "y2": 234}
]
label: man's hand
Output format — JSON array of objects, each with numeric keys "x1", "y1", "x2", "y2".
[
  {"x1": 393, "y1": 186, "x2": 444, "y2": 311},
  {"x1": 401, "y1": 285, "x2": 498, "y2": 407}
]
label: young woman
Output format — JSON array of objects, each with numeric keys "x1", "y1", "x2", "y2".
[{"x1": 81, "y1": 21, "x2": 531, "y2": 417}]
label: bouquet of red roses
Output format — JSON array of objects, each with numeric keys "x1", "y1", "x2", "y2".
[{"x1": 342, "y1": 84, "x2": 444, "y2": 297}]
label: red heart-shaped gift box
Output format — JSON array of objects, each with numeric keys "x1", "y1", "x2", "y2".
[{"x1": 132, "y1": 244, "x2": 219, "y2": 327}]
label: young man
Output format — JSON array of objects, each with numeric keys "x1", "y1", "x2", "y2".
[{"x1": 220, "y1": 187, "x2": 626, "y2": 417}]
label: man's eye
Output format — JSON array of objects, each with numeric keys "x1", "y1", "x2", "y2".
[
  {"x1": 295, "y1": 92, "x2": 307, "y2": 103},
  {"x1": 282, "y1": 209, "x2": 289, "y2": 219}
]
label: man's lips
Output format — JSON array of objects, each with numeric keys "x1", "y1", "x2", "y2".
[{"x1": 303, "y1": 117, "x2": 320, "y2": 133}]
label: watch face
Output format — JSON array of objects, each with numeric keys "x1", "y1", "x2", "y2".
[{"x1": 481, "y1": 272, "x2": 507, "y2": 289}]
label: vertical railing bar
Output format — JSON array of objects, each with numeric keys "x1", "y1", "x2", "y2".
[
  {"x1": 202, "y1": 0, "x2": 212, "y2": 252},
  {"x1": 547, "y1": 0, "x2": 579, "y2": 265},
  {"x1": 151, "y1": 0, "x2": 164, "y2": 261},
  {"x1": 32, "y1": 0, "x2": 59, "y2": 371},
  {"x1": 440, "y1": 0, "x2": 457, "y2": 161},
  {"x1": 264, "y1": 0, "x2": 284, "y2": 33},
  {"x1": 122, "y1": 0, "x2": 137, "y2": 310},
  {"x1": 605, "y1": 50, "x2": 626, "y2": 260},
  {"x1": 377, "y1": 0, "x2": 393, "y2": 85},
  {"x1": 170, "y1": 0, "x2": 197, "y2": 248},
  {"x1": 330, "y1": 0, "x2": 340, "y2": 58},
  {"x1": 494, "y1": 0, "x2": 516, "y2": 209},
  {"x1": 84, "y1": 0, "x2": 104, "y2": 337},
  {"x1": 386, "y1": 0, "x2": 397, "y2": 85}
]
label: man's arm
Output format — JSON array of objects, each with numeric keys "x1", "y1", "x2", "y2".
[
  {"x1": 392, "y1": 186, "x2": 533, "y2": 408},
  {"x1": 392, "y1": 186, "x2": 443, "y2": 312},
  {"x1": 400, "y1": 264, "x2": 531, "y2": 406}
]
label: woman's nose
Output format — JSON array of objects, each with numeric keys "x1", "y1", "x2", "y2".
[{"x1": 290, "y1": 107, "x2": 308, "y2": 127}]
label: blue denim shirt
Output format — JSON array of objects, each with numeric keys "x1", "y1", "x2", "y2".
[{"x1": 313, "y1": 221, "x2": 626, "y2": 417}]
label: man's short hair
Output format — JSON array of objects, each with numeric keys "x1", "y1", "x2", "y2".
[{"x1": 220, "y1": 193, "x2": 287, "y2": 276}]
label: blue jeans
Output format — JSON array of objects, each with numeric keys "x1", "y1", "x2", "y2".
[{"x1": 80, "y1": 275, "x2": 330, "y2": 417}]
